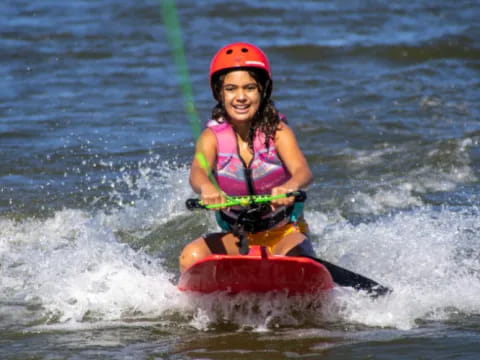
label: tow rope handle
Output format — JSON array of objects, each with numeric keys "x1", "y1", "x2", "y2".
[{"x1": 185, "y1": 190, "x2": 307, "y2": 210}]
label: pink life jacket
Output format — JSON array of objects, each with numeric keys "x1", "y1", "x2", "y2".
[{"x1": 207, "y1": 119, "x2": 291, "y2": 196}]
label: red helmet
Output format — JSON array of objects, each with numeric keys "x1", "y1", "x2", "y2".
[{"x1": 209, "y1": 42, "x2": 272, "y2": 100}]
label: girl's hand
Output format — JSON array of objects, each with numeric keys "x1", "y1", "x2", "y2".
[
  {"x1": 270, "y1": 185, "x2": 296, "y2": 209},
  {"x1": 200, "y1": 183, "x2": 225, "y2": 207}
]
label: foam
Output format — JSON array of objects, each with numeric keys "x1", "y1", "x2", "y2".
[
  {"x1": 308, "y1": 206, "x2": 480, "y2": 329},
  {"x1": 1, "y1": 161, "x2": 479, "y2": 331}
]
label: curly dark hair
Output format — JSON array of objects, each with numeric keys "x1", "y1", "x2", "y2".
[{"x1": 211, "y1": 69, "x2": 281, "y2": 151}]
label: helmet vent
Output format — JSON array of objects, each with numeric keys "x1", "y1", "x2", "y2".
[
  {"x1": 226, "y1": 49, "x2": 233, "y2": 54},
  {"x1": 241, "y1": 48, "x2": 248, "y2": 53}
]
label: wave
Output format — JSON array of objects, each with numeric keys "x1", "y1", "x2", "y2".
[
  {"x1": 272, "y1": 31, "x2": 480, "y2": 64},
  {"x1": 1, "y1": 160, "x2": 479, "y2": 331}
]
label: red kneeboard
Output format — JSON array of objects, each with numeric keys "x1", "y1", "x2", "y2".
[{"x1": 178, "y1": 246, "x2": 334, "y2": 294}]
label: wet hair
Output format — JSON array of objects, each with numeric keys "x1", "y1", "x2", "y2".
[{"x1": 211, "y1": 69, "x2": 280, "y2": 151}]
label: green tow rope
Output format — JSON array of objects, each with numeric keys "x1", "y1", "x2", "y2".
[
  {"x1": 159, "y1": 0, "x2": 221, "y2": 192},
  {"x1": 159, "y1": 0, "x2": 200, "y2": 137}
]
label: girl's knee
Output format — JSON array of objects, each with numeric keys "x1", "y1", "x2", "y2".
[
  {"x1": 285, "y1": 238, "x2": 316, "y2": 257},
  {"x1": 273, "y1": 233, "x2": 315, "y2": 257},
  {"x1": 179, "y1": 238, "x2": 211, "y2": 272}
]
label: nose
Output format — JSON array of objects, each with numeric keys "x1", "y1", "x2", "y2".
[{"x1": 235, "y1": 88, "x2": 247, "y2": 101}]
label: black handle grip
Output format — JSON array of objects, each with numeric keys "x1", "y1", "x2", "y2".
[
  {"x1": 185, "y1": 198, "x2": 205, "y2": 210},
  {"x1": 289, "y1": 190, "x2": 307, "y2": 202}
]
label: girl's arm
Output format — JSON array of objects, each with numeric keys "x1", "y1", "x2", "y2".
[
  {"x1": 189, "y1": 128, "x2": 225, "y2": 205},
  {"x1": 272, "y1": 122, "x2": 313, "y2": 206}
]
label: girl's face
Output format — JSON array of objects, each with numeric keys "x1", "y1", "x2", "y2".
[{"x1": 220, "y1": 70, "x2": 261, "y2": 125}]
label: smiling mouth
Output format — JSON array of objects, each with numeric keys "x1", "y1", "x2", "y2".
[{"x1": 233, "y1": 104, "x2": 250, "y2": 112}]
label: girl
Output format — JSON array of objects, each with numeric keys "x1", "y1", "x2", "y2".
[{"x1": 180, "y1": 42, "x2": 315, "y2": 272}]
